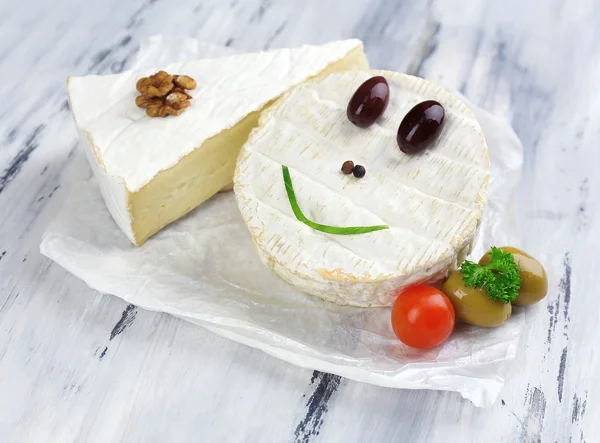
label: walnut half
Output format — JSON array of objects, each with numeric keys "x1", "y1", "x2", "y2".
[
  {"x1": 136, "y1": 71, "x2": 174, "y2": 97},
  {"x1": 174, "y1": 75, "x2": 196, "y2": 90},
  {"x1": 135, "y1": 71, "x2": 197, "y2": 118}
]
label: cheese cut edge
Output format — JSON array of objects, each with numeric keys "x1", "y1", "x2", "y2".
[{"x1": 130, "y1": 43, "x2": 368, "y2": 245}]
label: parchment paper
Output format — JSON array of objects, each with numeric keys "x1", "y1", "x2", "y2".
[{"x1": 41, "y1": 36, "x2": 525, "y2": 407}]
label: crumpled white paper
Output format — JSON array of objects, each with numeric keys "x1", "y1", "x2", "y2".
[{"x1": 41, "y1": 36, "x2": 525, "y2": 407}]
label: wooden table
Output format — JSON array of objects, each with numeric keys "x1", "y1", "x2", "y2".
[{"x1": 1, "y1": 0, "x2": 597, "y2": 441}]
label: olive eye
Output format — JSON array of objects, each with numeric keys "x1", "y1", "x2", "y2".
[
  {"x1": 346, "y1": 76, "x2": 390, "y2": 128},
  {"x1": 397, "y1": 100, "x2": 445, "y2": 154}
]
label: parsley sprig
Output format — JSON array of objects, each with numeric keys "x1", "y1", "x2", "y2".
[
  {"x1": 461, "y1": 247, "x2": 521, "y2": 304},
  {"x1": 282, "y1": 165, "x2": 389, "y2": 235}
]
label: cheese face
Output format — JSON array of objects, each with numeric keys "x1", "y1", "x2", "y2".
[
  {"x1": 234, "y1": 70, "x2": 490, "y2": 307},
  {"x1": 67, "y1": 40, "x2": 368, "y2": 245}
]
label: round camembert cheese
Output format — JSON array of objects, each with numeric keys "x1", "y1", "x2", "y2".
[{"x1": 234, "y1": 70, "x2": 490, "y2": 307}]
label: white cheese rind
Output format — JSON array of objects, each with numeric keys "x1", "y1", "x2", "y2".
[
  {"x1": 77, "y1": 129, "x2": 136, "y2": 244},
  {"x1": 68, "y1": 39, "x2": 364, "y2": 193},
  {"x1": 234, "y1": 70, "x2": 490, "y2": 307}
]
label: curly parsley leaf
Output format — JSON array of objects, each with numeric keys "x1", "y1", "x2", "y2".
[{"x1": 461, "y1": 247, "x2": 521, "y2": 304}]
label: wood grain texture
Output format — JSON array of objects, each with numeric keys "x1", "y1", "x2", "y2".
[{"x1": 0, "y1": 0, "x2": 598, "y2": 442}]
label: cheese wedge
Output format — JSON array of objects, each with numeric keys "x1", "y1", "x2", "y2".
[
  {"x1": 234, "y1": 70, "x2": 490, "y2": 307},
  {"x1": 67, "y1": 40, "x2": 368, "y2": 245}
]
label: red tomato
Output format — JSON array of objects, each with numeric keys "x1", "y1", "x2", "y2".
[{"x1": 391, "y1": 286, "x2": 455, "y2": 349}]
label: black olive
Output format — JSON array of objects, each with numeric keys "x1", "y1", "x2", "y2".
[
  {"x1": 397, "y1": 100, "x2": 445, "y2": 154},
  {"x1": 347, "y1": 76, "x2": 390, "y2": 128}
]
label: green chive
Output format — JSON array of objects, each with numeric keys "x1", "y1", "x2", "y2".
[{"x1": 282, "y1": 165, "x2": 389, "y2": 235}]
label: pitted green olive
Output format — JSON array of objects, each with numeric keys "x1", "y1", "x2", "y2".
[{"x1": 442, "y1": 270, "x2": 512, "y2": 327}]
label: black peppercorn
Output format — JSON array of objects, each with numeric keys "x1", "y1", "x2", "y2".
[
  {"x1": 353, "y1": 164, "x2": 366, "y2": 178},
  {"x1": 341, "y1": 160, "x2": 355, "y2": 174}
]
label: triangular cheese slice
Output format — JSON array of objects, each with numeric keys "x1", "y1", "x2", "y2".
[{"x1": 67, "y1": 39, "x2": 368, "y2": 245}]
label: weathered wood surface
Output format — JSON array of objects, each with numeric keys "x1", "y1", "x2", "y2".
[{"x1": 0, "y1": 0, "x2": 598, "y2": 441}]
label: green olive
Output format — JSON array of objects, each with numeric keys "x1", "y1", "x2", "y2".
[
  {"x1": 442, "y1": 270, "x2": 512, "y2": 327},
  {"x1": 479, "y1": 246, "x2": 548, "y2": 306}
]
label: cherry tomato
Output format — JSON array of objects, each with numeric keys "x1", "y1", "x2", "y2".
[{"x1": 391, "y1": 286, "x2": 455, "y2": 349}]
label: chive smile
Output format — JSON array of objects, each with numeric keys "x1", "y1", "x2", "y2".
[{"x1": 282, "y1": 165, "x2": 389, "y2": 235}]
